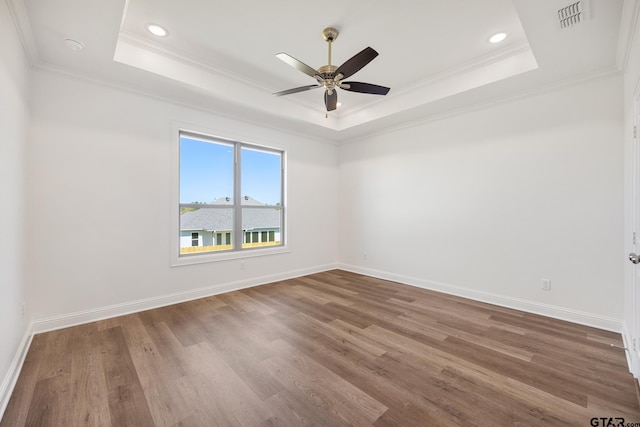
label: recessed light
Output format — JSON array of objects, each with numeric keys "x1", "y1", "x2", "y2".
[
  {"x1": 489, "y1": 32, "x2": 507, "y2": 43},
  {"x1": 147, "y1": 24, "x2": 168, "y2": 37},
  {"x1": 64, "y1": 38, "x2": 84, "y2": 51},
  {"x1": 337, "y1": 102, "x2": 342, "y2": 107}
]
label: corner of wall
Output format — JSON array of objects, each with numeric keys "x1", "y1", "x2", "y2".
[{"x1": 339, "y1": 263, "x2": 624, "y2": 333}]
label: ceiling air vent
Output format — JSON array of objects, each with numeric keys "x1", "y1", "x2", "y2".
[{"x1": 558, "y1": 1, "x2": 586, "y2": 28}]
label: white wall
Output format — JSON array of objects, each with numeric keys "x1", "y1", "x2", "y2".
[
  {"x1": 623, "y1": 3, "x2": 640, "y2": 375},
  {"x1": 0, "y1": 0, "x2": 31, "y2": 414},
  {"x1": 26, "y1": 70, "x2": 338, "y2": 325},
  {"x1": 339, "y1": 74, "x2": 624, "y2": 329}
]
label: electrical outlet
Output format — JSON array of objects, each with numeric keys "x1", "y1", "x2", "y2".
[
  {"x1": 22, "y1": 302, "x2": 26, "y2": 317},
  {"x1": 240, "y1": 261, "x2": 246, "y2": 270},
  {"x1": 541, "y1": 279, "x2": 551, "y2": 291},
  {"x1": 362, "y1": 253, "x2": 367, "y2": 260}
]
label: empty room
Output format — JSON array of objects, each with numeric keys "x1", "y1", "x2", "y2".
[{"x1": 3, "y1": 0, "x2": 640, "y2": 425}]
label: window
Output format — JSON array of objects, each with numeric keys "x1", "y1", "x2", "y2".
[
  {"x1": 212, "y1": 232, "x2": 232, "y2": 246},
  {"x1": 178, "y1": 131, "x2": 284, "y2": 256}
]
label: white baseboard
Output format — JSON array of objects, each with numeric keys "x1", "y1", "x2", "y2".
[
  {"x1": 622, "y1": 324, "x2": 639, "y2": 378},
  {"x1": 32, "y1": 263, "x2": 339, "y2": 334},
  {"x1": 33, "y1": 262, "x2": 619, "y2": 334},
  {"x1": 0, "y1": 326, "x2": 33, "y2": 421},
  {"x1": 339, "y1": 264, "x2": 624, "y2": 333}
]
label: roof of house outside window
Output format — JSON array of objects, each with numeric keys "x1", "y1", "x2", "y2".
[{"x1": 180, "y1": 197, "x2": 281, "y2": 232}]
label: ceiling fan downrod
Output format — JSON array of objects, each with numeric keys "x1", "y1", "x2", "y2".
[
  {"x1": 322, "y1": 27, "x2": 338, "y2": 66},
  {"x1": 321, "y1": 27, "x2": 339, "y2": 95}
]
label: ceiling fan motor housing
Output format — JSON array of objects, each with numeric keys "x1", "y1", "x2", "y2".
[{"x1": 317, "y1": 64, "x2": 337, "y2": 75}]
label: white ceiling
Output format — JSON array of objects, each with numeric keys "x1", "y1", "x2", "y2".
[{"x1": 9, "y1": 0, "x2": 631, "y2": 142}]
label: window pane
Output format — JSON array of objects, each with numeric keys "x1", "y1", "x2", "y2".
[
  {"x1": 180, "y1": 207, "x2": 234, "y2": 254},
  {"x1": 241, "y1": 207, "x2": 281, "y2": 248},
  {"x1": 180, "y1": 136, "x2": 234, "y2": 204},
  {"x1": 241, "y1": 147, "x2": 281, "y2": 207}
]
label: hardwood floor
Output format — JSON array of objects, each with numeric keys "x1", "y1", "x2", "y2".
[{"x1": 2, "y1": 270, "x2": 639, "y2": 426}]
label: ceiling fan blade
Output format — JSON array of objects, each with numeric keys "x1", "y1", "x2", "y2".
[
  {"x1": 276, "y1": 53, "x2": 320, "y2": 79},
  {"x1": 273, "y1": 85, "x2": 322, "y2": 97},
  {"x1": 324, "y1": 90, "x2": 337, "y2": 111},
  {"x1": 335, "y1": 47, "x2": 378, "y2": 80},
  {"x1": 341, "y1": 81, "x2": 390, "y2": 95}
]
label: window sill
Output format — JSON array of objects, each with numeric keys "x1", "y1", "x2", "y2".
[{"x1": 171, "y1": 245, "x2": 291, "y2": 267}]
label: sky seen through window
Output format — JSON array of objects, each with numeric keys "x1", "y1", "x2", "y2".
[{"x1": 180, "y1": 136, "x2": 282, "y2": 206}]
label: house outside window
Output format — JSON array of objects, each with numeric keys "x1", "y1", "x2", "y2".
[{"x1": 178, "y1": 131, "x2": 284, "y2": 256}]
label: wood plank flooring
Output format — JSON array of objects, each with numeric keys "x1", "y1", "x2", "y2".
[{"x1": 2, "y1": 270, "x2": 639, "y2": 426}]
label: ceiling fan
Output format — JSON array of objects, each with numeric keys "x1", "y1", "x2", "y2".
[{"x1": 273, "y1": 27, "x2": 390, "y2": 112}]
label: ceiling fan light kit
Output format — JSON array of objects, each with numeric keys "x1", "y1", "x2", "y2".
[{"x1": 274, "y1": 27, "x2": 390, "y2": 113}]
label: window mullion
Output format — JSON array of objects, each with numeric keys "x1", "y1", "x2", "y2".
[
  {"x1": 233, "y1": 143, "x2": 243, "y2": 250},
  {"x1": 280, "y1": 153, "x2": 285, "y2": 246}
]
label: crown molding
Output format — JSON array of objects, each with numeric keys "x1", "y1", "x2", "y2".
[
  {"x1": 616, "y1": 0, "x2": 640, "y2": 72},
  {"x1": 113, "y1": 31, "x2": 340, "y2": 130},
  {"x1": 115, "y1": 31, "x2": 335, "y2": 117},
  {"x1": 5, "y1": 0, "x2": 38, "y2": 66},
  {"x1": 345, "y1": 41, "x2": 534, "y2": 119},
  {"x1": 325, "y1": 42, "x2": 536, "y2": 126},
  {"x1": 30, "y1": 62, "x2": 338, "y2": 146},
  {"x1": 336, "y1": 46, "x2": 538, "y2": 133},
  {"x1": 117, "y1": 31, "x2": 277, "y2": 97},
  {"x1": 339, "y1": 67, "x2": 621, "y2": 145}
]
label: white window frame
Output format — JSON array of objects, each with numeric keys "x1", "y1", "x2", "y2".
[{"x1": 171, "y1": 125, "x2": 289, "y2": 266}]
